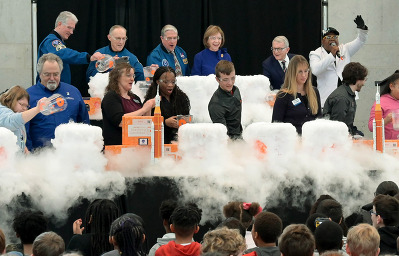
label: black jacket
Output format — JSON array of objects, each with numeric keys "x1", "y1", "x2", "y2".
[
  {"x1": 208, "y1": 86, "x2": 242, "y2": 139},
  {"x1": 378, "y1": 226, "x2": 399, "y2": 255}
]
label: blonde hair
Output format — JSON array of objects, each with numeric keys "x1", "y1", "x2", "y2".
[
  {"x1": 279, "y1": 55, "x2": 318, "y2": 115},
  {"x1": 347, "y1": 224, "x2": 380, "y2": 256},
  {"x1": 201, "y1": 227, "x2": 246, "y2": 256},
  {"x1": 0, "y1": 85, "x2": 29, "y2": 110},
  {"x1": 203, "y1": 25, "x2": 225, "y2": 48}
]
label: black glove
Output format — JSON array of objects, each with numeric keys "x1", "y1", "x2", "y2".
[{"x1": 354, "y1": 15, "x2": 368, "y2": 30}]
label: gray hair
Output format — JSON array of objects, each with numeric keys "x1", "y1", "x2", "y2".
[
  {"x1": 37, "y1": 53, "x2": 64, "y2": 74},
  {"x1": 32, "y1": 232, "x2": 65, "y2": 256},
  {"x1": 55, "y1": 11, "x2": 78, "y2": 28},
  {"x1": 161, "y1": 24, "x2": 178, "y2": 37},
  {"x1": 109, "y1": 25, "x2": 126, "y2": 35},
  {"x1": 273, "y1": 35, "x2": 289, "y2": 48}
]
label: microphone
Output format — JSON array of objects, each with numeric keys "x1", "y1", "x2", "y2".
[{"x1": 330, "y1": 42, "x2": 340, "y2": 58}]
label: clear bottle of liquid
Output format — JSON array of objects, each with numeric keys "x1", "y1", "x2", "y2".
[
  {"x1": 95, "y1": 54, "x2": 115, "y2": 72},
  {"x1": 39, "y1": 94, "x2": 68, "y2": 115}
]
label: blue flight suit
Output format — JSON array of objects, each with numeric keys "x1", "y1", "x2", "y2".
[
  {"x1": 37, "y1": 31, "x2": 90, "y2": 84},
  {"x1": 25, "y1": 81, "x2": 90, "y2": 151},
  {"x1": 86, "y1": 45, "x2": 144, "y2": 82},
  {"x1": 146, "y1": 44, "x2": 190, "y2": 76}
]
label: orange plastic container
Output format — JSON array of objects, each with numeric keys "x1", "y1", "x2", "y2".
[
  {"x1": 164, "y1": 144, "x2": 180, "y2": 159},
  {"x1": 83, "y1": 97, "x2": 101, "y2": 116},
  {"x1": 353, "y1": 139, "x2": 399, "y2": 155},
  {"x1": 122, "y1": 116, "x2": 162, "y2": 146}
]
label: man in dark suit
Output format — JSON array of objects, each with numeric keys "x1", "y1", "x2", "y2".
[{"x1": 262, "y1": 36, "x2": 295, "y2": 90}]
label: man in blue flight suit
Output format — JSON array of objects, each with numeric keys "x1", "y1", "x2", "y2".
[
  {"x1": 147, "y1": 24, "x2": 190, "y2": 76},
  {"x1": 37, "y1": 11, "x2": 103, "y2": 84},
  {"x1": 26, "y1": 53, "x2": 90, "y2": 151},
  {"x1": 86, "y1": 25, "x2": 145, "y2": 83}
]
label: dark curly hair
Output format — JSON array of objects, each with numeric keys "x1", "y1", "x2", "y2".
[
  {"x1": 105, "y1": 62, "x2": 135, "y2": 97},
  {"x1": 170, "y1": 203, "x2": 202, "y2": 237},
  {"x1": 159, "y1": 199, "x2": 178, "y2": 223},
  {"x1": 143, "y1": 66, "x2": 190, "y2": 115},
  {"x1": 342, "y1": 62, "x2": 368, "y2": 85},
  {"x1": 12, "y1": 210, "x2": 48, "y2": 244},
  {"x1": 381, "y1": 73, "x2": 399, "y2": 96}
]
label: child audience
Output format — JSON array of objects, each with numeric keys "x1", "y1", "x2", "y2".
[
  {"x1": 201, "y1": 227, "x2": 246, "y2": 256},
  {"x1": 148, "y1": 200, "x2": 178, "y2": 256},
  {"x1": 2, "y1": 185, "x2": 399, "y2": 256},
  {"x1": 243, "y1": 212, "x2": 282, "y2": 256},
  {"x1": 222, "y1": 201, "x2": 262, "y2": 249},
  {"x1": 103, "y1": 213, "x2": 147, "y2": 256},
  {"x1": 155, "y1": 204, "x2": 202, "y2": 256}
]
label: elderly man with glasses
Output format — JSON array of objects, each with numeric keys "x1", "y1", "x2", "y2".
[
  {"x1": 147, "y1": 24, "x2": 190, "y2": 76},
  {"x1": 262, "y1": 36, "x2": 296, "y2": 90},
  {"x1": 37, "y1": 11, "x2": 103, "y2": 84},
  {"x1": 86, "y1": 25, "x2": 145, "y2": 82},
  {"x1": 310, "y1": 15, "x2": 368, "y2": 105}
]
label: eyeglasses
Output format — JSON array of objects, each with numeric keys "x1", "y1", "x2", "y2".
[
  {"x1": 42, "y1": 72, "x2": 60, "y2": 78},
  {"x1": 125, "y1": 73, "x2": 135, "y2": 78},
  {"x1": 163, "y1": 36, "x2": 179, "y2": 41},
  {"x1": 271, "y1": 47, "x2": 287, "y2": 52},
  {"x1": 323, "y1": 35, "x2": 339, "y2": 40},
  {"x1": 218, "y1": 76, "x2": 236, "y2": 83},
  {"x1": 111, "y1": 36, "x2": 128, "y2": 42},
  {"x1": 297, "y1": 69, "x2": 310, "y2": 75},
  {"x1": 370, "y1": 209, "x2": 377, "y2": 215},
  {"x1": 159, "y1": 79, "x2": 176, "y2": 85},
  {"x1": 18, "y1": 101, "x2": 30, "y2": 109},
  {"x1": 209, "y1": 36, "x2": 223, "y2": 41}
]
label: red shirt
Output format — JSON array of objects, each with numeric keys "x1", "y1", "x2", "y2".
[{"x1": 155, "y1": 241, "x2": 201, "y2": 256}]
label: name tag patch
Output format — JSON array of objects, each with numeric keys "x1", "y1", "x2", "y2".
[{"x1": 292, "y1": 98, "x2": 301, "y2": 106}]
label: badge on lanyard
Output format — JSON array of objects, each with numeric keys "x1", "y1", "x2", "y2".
[{"x1": 292, "y1": 98, "x2": 301, "y2": 106}]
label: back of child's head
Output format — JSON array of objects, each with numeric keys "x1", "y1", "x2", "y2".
[
  {"x1": 84, "y1": 199, "x2": 121, "y2": 256},
  {"x1": 305, "y1": 213, "x2": 328, "y2": 234},
  {"x1": 217, "y1": 217, "x2": 246, "y2": 238},
  {"x1": 170, "y1": 203, "x2": 202, "y2": 238},
  {"x1": 223, "y1": 201, "x2": 262, "y2": 229},
  {"x1": 253, "y1": 211, "x2": 282, "y2": 243},
  {"x1": 314, "y1": 221, "x2": 343, "y2": 254},
  {"x1": 32, "y1": 231, "x2": 65, "y2": 256},
  {"x1": 201, "y1": 227, "x2": 246, "y2": 256},
  {"x1": 159, "y1": 199, "x2": 178, "y2": 223},
  {"x1": 279, "y1": 224, "x2": 315, "y2": 256},
  {"x1": 110, "y1": 213, "x2": 146, "y2": 256},
  {"x1": 316, "y1": 199, "x2": 347, "y2": 235},
  {"x1": 12, "y1": 210, "x2": 48, "y2": 244}
]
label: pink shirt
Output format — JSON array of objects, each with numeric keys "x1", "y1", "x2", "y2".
[{"x1": 368, "y1": 94, "x2": 399, "y2": 139}]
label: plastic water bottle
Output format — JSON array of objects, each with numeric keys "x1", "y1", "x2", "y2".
[
  {"x1": 96, "y1": 54, "x2": 115, "y2": 72},
  {"x1": 39, "y1": 94, "x2": 68, "y2": 115}
]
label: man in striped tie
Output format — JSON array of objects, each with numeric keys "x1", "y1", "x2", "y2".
[{"x1": 147, "y1": 24, "x2": 190, "y2": 76}]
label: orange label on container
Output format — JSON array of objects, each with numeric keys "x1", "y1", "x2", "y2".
[{"x1": 56, "y1": 98, "x2": 65, "y2": 107}]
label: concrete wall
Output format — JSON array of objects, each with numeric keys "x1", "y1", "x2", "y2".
[
  {"x1": 0, "y1": 0, "x2": 33, "y2": 91},
  {"x1": 328, "y1": 0, "x2": 399, "y2": 138}
]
